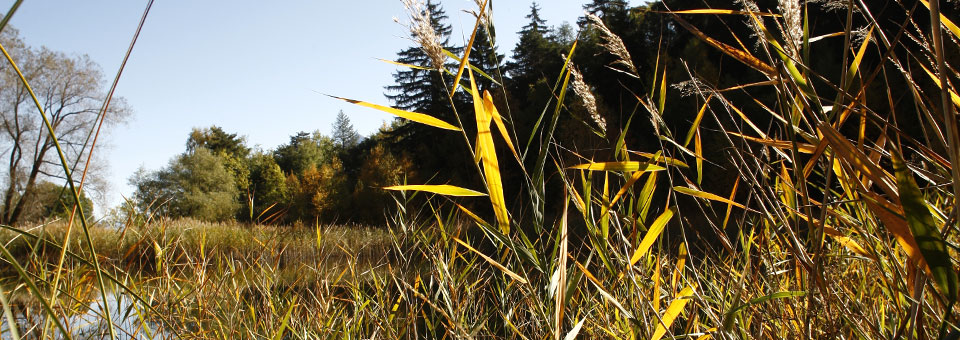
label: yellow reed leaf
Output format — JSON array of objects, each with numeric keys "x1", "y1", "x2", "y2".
[
  {"x1": 728, "y1": 132, "x2": 817, "y2": 153},
  {"x1": 673, "y1": 186, "x2": 753, "y2": 212},
  {"x1": 569, "y1": 161, "x2": 666, "y2": 172},
  {"x1": 449, "y1": 0, "x2": 488, "y2": 97},
  {"x1": 667, "y1": 9, "x2": 780, "y2": 16},
  {"x1": 484, "y1": 91, "x2": 520, "y2": 161},
  {"x1": 376, "y1": 58, "x2": 431, "y2": 70},
  {"x1": 453, "y1": 237, "x2": 527, "y2": 284},
  {"x1": 920, "y1": 0, "x2": 960, "y2": 40},
  {"x1": 383, "y1": 184, "x2": 486, "y2": 197},
  {"x1": 327, "y1": 95, "x2": 460, "y2": 131},
  {"x1": 629, "y1": 208, "x2": 675, "y2": 267},
  {"x1": 670, "y1": 14, "x2": 777, "y2": 77},
  {"x1": 471, "y1": 68, "x2": 509, "y2": 233},
  {"x1": 651, "y1": 286, "x2": 695, "y2": 340}
]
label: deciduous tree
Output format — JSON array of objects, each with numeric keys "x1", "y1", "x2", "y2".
[{"x1": 0, "y1": 28, "x2": 129, "y2": 225}]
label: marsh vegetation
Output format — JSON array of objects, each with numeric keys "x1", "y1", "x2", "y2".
[{"x1": 2, "y1": 0, "x2": 960, "y2": 338}]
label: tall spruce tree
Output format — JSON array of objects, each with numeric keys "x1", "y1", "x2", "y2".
[
  {"x1": 385, "y1": 1, "x2": 474, "y2": 186},
  {"x1": 508, "y1": 2, "x2": 550, "y2": 83},
  {"x1": 385, "y1": 0, "x2": 458, "y2": 117},
  {"x1": 467, "y1": 25, "x2": 504, "y2": 94}
]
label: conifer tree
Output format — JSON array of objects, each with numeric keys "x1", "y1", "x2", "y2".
[
  {"x1": 467, "y1": 24, "x2": 504, "y2": 94},
  {"x1": 384, "y1": 1, "x2": 474, "y2": 186},
  {"x1": 385, "y1": 0, "x2": 458, "y2": 117},
  {"x1": 507, "y1": 2, "x2": 550, "y2": 84},
  {"x1": 332, "y1": 110, "x2": 361, "y2": 150}
]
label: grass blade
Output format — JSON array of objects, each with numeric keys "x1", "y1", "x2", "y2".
[
  {"x1": 449, "y1": 0, "x2": 487, "y2": 97},
  {"x1": 670, "y1": 14, "x2": 777, "y2": 77},
  {"x1": 271, "y1": 298, "x2": 297, "y2": 340},
  {"x1": 384, "y1": 184, "x2": 486, "y2": 196},
  {"x1": 471, "y1": 67, "x2": 510, "y2": 233},
  {"x1": 892, "y1": 149, "x2": 958, "y2": 301},
  {"x1": 721, "y1": 291, "x2": 806, "y2": 331},
  {"x1": 673, "y1": 186, "x2": 753, "y2": 212},
  {"x1": 651, "y1": 286, "x2": 695, "y2": 340},
  {"x1": 327, "y1": 95, "x2": 460, "y2": 131},
  {"x1": 920, "y1": 0, "x2": 960, "y2": 39},
  {"x1": 453, "y1": 237, "x2": 527, "y2": 284},
  {"x1": 569, "y1": 161, "x2": 666, "y2": 172},
  {"x1": 629, "y1": 207, "x2": 676, "y2": 267}
]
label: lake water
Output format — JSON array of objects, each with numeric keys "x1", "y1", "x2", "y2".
[{"x1": 2, "y1": 291, "x2": 170, "y2": 340}]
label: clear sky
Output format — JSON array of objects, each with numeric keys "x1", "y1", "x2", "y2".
[{"x1": 0, "y1": 0, "x2": 642, "y2": 215}]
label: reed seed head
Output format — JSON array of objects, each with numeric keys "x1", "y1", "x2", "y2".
[
  {"x1": 569, "y1": 63, "x2": 606, "y2": 132},
  {"x1": 400, "y1": 0, "x2": 446, "y2": 70},
  {"x1": 586, "y1": 13, "x2": 637, "y2": 76}
]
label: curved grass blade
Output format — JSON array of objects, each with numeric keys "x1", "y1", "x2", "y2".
[
  {"x1": 377, "y1": 57, "x2": 432, "y2": 70},
  {"x1": 629, "y1": 208, "x2": 676, "y2": 267},
  {"x1": 651, "y1": 286, "x2": 695, "y2": 340},
  {"x1": 453, "y1": 237, "x2": 527, "y2": 284},
  {"x1": 442, "y1": 49, "x2": 500, "y2": 87},
  {"x1": 0, "y1": 243, "x2": 72, "y2": 340},
  {"x1": 327, "y1": 95, "x2": 460, "y2": 131},
  {"x1": 892, "y1": 149, "x2": 958, "y2": 302},
  {"x1": 569, "y1": 161, "x2": 666, "y2": 172},
  {"x1": 920, "y1": 0, "x2": 960, "y2": 39},
  {"x1": 819, "y1": 123, "x2": 898, "y2": 199},
  {"x1": 0, "y1": 0, "x2": 23, "y2": 34},
  {"x1": 664, "y1": 9, "x2": 780, "y2": 16},
  {"x1": 630, "y1": 151, "x2": 689, "y2": 168},
  {"x1": 484, "y1": 91, "x2": 519, "y2": 162},
  {"x1": 670, "y1": 14, "x2": 777, "y2": 77},
  {"x1": 271, "y1": 298, "x2": 297, "y2": 340},
  {"x1": 721, "y1": 291, "x2": 806, "y2": 331},
  {"x1": 0, "y1": 282, "x2": 21, "y2": 340},
  {"x1": 384, "y1": 184, "x2": 486, "y2": 197},
  {"x1": 564, "y1": 318, "x2": 586, "y2": 340},
  {"x1": 449, "y1": 0, "x2": 488, "y2": 97},
  {"x1": 673, "y1": 186, "x2": 754, "y2": 212}
]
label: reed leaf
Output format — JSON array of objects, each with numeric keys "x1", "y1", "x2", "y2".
[
  {"x1": 892, "y1": 149, "x2": 958, "y2": 302},
  {"x1": 629, "y1": 207, "x2": 676, "y2": 267},
  {"x1": 384, "y1": 184, "x2": 486, "y2": 196},
  {"x1": 569, "y1": 161, "x2": 666, "y2": 172},
  {"x1": 651, "y1": 286, "x2": 695, "y2": 340},
  {"x1": 327, "y1": 95, "x2": 460, "y2": 131}
]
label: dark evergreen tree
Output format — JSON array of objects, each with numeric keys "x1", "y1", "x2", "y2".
[
  {"x1": 467, "y1": 24, "x2": 504, "y2": 94},
  {"x1": 385, "y1": 0, "x2": 458, "y2": 116},
  {"x1": 384, "y1": 1, "x2": 476, "y2": 187},
  {"x1": 507, "y1": 2, "x2": 551, "y2": 84}
]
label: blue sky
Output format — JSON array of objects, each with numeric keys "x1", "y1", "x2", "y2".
[{"x1": 0, "y1": 0, "x2": 641, "y2": 214}]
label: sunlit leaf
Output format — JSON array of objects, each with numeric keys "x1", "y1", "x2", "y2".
[
  {"x1": 673, "y1": 186, "x2": 753, "y2": 212},
  {"x1": 569, "y1": 161, "x2": 666, "y2": 172},
  {"x1": 651, "y1": 286, "x2": 695, "y2": 340},
  {"x1": 472, "y1": 67, "x2": 510, "y2": 233},
  {"x1": 892, "y1": 149, "x2": 958, "y2": 301},
  {"x1": 453, "y1": 237, "x2": 527, "y2": 284},
  {"x1": 670, "y1": 14, "x2": 777, "y2": 77},
  {"x1": 666, "y1": 9, "x2": 780, "y2": 16},
  {"x1": 630, "y1": 208, "x2": 675, "y2": 267},
  {"x1": 383, "y1": 184, "x2": 486, "y2": 197},
  {"x1": 327, "y1": 95, "x2": 460, "y2": 131}
]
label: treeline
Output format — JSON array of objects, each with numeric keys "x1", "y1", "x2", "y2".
[
  {"x1": 129, "y1": 112, "x2": 412, "y2": 225},
  {"x1": 129, "y1": 0, "x2": 959, "y2": 226}
]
